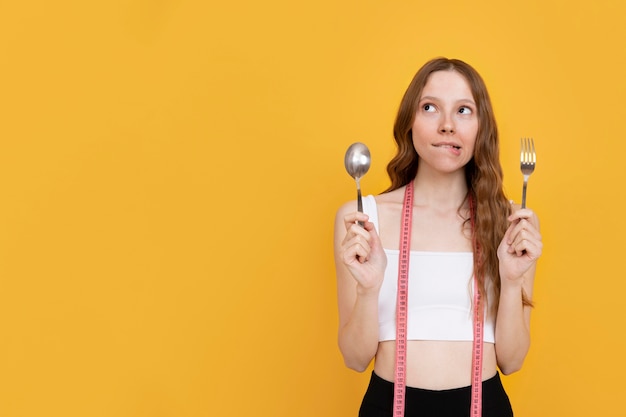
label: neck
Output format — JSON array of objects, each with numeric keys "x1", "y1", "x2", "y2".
[{"x1": 412, "y1": 167, "x2": 468, "y2": 210}]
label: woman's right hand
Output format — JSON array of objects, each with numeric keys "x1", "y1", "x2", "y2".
[{"x1": 339, "y1": 211, "x2": 387, "y2": 293}]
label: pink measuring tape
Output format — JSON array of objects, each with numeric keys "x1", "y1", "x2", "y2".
[{"x1": 394, "y1": 181, "x2": 484, "y2": 416}]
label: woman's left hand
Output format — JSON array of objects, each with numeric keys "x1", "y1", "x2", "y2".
[{"x1": 497, "y1": 207, "x2": 543, "y2": 283}]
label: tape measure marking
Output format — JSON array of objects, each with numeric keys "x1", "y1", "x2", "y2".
[
  {"x1": 393, "y1": 180, "x2": 413, "y2": 417},
  {"x1": 394, "y1": 181, "x2": 484, "y2": 416},
  {"x1": 469, "y1": 194, "x2": 484, "y2": 417}
]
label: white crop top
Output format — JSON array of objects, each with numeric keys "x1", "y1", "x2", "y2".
[{"x1": 362, "y1": 195, "x2": 496, "y2": 343}]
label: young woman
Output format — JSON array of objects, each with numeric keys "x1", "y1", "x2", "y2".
[{"x1": 334, "y1": 58, "x2": 542, "y2": 416}]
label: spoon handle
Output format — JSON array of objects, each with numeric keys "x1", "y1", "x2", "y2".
[{"x1": 356, "y1": 179, "x2": 364, "y2": 227}]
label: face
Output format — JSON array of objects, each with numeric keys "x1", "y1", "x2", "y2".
[{"x1": 411, "y1": 70, "x2": 478, "y2": 175}]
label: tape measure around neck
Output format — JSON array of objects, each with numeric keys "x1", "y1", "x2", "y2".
[{"x1": 393, "y1": 181, "x2": 484, "y2": 417}]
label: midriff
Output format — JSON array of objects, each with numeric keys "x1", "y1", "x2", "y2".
[{"x1": 373, "y1": 340, "x2": 498, "y2": 390}]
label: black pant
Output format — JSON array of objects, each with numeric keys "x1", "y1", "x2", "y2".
[{"x1": 359, "y1": 371, "x2": 513, "y2": 417}]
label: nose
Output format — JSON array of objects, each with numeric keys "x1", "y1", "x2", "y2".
[{"x1": 439, "y1": 114, "x2": 455, "y2": 134}]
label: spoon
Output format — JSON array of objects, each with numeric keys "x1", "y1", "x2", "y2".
[{"x1": 344, "y1": 142, "x2": 371, "y2": 226}]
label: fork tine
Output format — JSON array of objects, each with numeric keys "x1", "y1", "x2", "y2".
[
  {"x1": 520, "y1": 137, "x2": 535, "y2": 164},
  {"x1": 520, "y1": 137, "x2": 536, "y2": 209}
]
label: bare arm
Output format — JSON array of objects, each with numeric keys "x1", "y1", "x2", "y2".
[
  {"x1": 495, "y1": 207, "x2": 542, "y2": 374},
  {"x1": 334, "y1": 202, "x2": 387, "y2": 372}
]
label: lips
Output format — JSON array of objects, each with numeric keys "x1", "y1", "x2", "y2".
[
  {"x1": 433, "y1": 142, "x2": 462, "y2": 155},
  {"x1": 433, "y1": 142, "x2": 461, "y2": 150}
]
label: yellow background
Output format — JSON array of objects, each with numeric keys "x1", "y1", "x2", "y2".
[{"x1": 1, "y1": 1, "x2": 624, "y2": 416}]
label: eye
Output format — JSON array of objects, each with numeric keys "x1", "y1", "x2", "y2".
[
  {"x1": 423, "y1": 103, "x2": 436, "y2": 112},
  {"x1": 458, "y1": 106, "x2": 473, "y2": 115}
]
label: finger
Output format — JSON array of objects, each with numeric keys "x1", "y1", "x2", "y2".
[
  {"x1": 347, "y1": 215, "x2": 380, "y2": 242},
  {"x1": 343, "y1": 212, "x2": 370, "y2": 230},
  {"x1": 514, "y1": 240, "x2": 542, "y2": 260},
  {"x1": 508, "y1": 208, "x2": 540, "y2": 229},
  {"x1": 502, "y1": 217, "x2": 516, "y2": 245},
  {"x1": 507, "y1": 229, "x2": 536, "y2": 253},
  {"x1": 508, "y1": 234, "x2": 543, "y2": 258},
  {"x1": 343, "y1": 238, "x2": 372, "y2": 264},
  {"x1": 342, "y1": 225, "x2": 372, "y2": 251},
  {"x1": 507, "y1": 219, "x2": 541, "y2": 246},
  {"x1": 344, "y1": 222, "x2": 373, "y2": 247}
]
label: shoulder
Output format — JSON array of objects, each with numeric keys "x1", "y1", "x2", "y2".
[
  {"x1": 335, "y1": 200, "x2": 357, "y2": 219},
  {"x1": 335, "y1": 195, "x2": 378, "y2": 223},
  {"x1": 335, "y1": 186, "x2": 406, "y2": 223}
]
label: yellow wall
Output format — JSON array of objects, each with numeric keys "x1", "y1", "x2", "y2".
[{"x1": 1, "y1": 1, "x2": 624, "y2": 416}]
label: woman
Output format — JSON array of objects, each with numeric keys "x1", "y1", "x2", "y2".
[{"x1": 334, "y1": 58, "x2": 542, "y2": 416}]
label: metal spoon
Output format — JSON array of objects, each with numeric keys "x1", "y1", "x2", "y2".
[{"x1": 344, "y1": 142, "x2": 371, "y2": 226}]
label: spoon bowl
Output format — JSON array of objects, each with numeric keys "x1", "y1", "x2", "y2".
[{"x1": 344, "y1": 142, "x2": 371, "y2": 181}]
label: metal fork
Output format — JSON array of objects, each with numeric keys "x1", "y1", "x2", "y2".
[{"x1": 520, "y1": 137, "x2": 536, "y2": 209}]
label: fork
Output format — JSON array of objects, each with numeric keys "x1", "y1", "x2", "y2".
[{"x1": 520, "y1": 137, "x2": 536, "y2": 209}]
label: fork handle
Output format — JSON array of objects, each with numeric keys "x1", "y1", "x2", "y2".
[{"x1": 521, "y1": 179, "x2": 528, "y2": 209}]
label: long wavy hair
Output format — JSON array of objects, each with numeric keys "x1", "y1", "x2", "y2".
[{"x1": 385, "y1": 57, "x2": 531, "y2": 314}]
